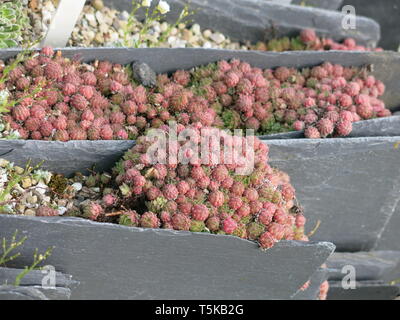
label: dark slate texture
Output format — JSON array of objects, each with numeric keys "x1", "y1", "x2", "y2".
[
  {"x1": 291, "y1": 0, "x2": 344, "y2": 10},
  {"x1": 0, "y1": 267, "x2": 78, "y2": 288},
  {"x1": 375, "y1": 201, "x2": 400, "y2": 252},
  {"x1": 344, "y1": 0, "x2": 400, "y2": 50},
  {"x1": 0, "y1": 285, "x2": 47, "y2": 300},
  {"x1": 1, "y1": 48, "x2": 399, "y2": 110},
  {"x1": 0, "y1": 140, "x2": 134, "y2": 176},
  {"x1": 106, "y1": 0, "x2": 379, "y2": 46},
  {"x1": 259, "y1": 116, "x2": 400, "y2": 140},
  {"x1": 0, "y1": 215, "x2": 335, "y2": 300},
  {"x1": 292, "y1": 268, "x2": 329, "y2": 300},
  {"x1": 0, "y1": 267, "x2": 77, "y2": 300},
  {"x1": 326, "y1": 251, "x2": 400, "y2": 281},
  {"x1": 266, "y1": 137, "x2": 400, "y2": 252},
  {"x1": 374, "y1": 204, "x2": 400, "y2": 288},
  {"x1": 327, "y1": 281, "x2": 400, "y2": 300}
]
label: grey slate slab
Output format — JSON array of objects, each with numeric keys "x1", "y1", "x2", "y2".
[
  {"x1": 327, "y1": 280, "x2": 400, "y2": 300},
  {"x1": 266, "y1": 137, "x2": 400, "y2": 252},
  {"x1": 0, "y1": 285, "x2": 48, "y2": 300},
  {"x1": 0, "y1": 215, "x2": 335, "y2": 300},
  {"x1": 106, "y1": 0, "x2": 378, "y2": 46},
  {"x1": 32, "y1": 286, "x2": 71, "y2": 300},
  {"x1": 0, "y1": 284, "x2": 71, "y2": 300},
  {"x1": 326, "y1": 251, "x2": 400, "y2": 281},
  {"x1": 0, "y1": 267, "x2": 78, "y2": 288},
  {"x1": 374, "y1": 208, "x2": 400, "y2": 287},
  {"x1": 375, "y1": 201, "x2": 400, "y2": 252},
  {"x1": 1, "y1": 48, "x2": 399, "y2": 110},
  {"x1": 0, "y1": 140, "x2": 135, "y2": 176},
  {"x1": 291, "y1": 0, "x2": 344, "y2": 10},
  {"x1": 292, "y1": 268, "x2": 329, "y2": 300}
]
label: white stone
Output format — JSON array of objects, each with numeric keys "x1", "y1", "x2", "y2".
[
  {"x1": 203, "y1": 29, "x2": 212, "y2": 38},
  {"x1": 210, "y1": 33, "x2": 226, "y2": 44},
  {"x1": 191, "y1": 23, "x2": 201, "y2": 35},
  {"x1": 72, "y1": 183, "x2": 83, "y2": 192},
  {"x1": 95, "y1": 11, "x2": 105, "y2": 24},
  {"x1": 118, "y1": 11, "x2": 129, "y2": 21},
  {"x1": 85, "y1": 13, "x2": 97, "y2": 27},
  {"x1": 58, "y1": 207, "x2": 68, "y2": 216}
]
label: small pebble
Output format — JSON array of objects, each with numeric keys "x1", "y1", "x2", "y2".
[
  {"x1": 91, "y1": 0, "x2": 104, "y2": 11},
  {"x1": 72, "y1": 182, "x2": 83, "y2": 192}
]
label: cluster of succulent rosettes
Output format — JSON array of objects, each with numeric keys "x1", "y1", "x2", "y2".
[
  {"x1": 157, "y1": 58, "x2": 390, "y2": 138},
  {"x1": 102, "y1": 126, "x2": 308, "y2": 250},
  {"x1": 256, "y1": 29, "x2": 383, "y2": 52},
  {"x1": 3, "y1": 47, "x2": 147, "y2": 141}
]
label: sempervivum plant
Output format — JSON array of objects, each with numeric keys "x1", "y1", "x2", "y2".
[
  {"x1": 93, "y1": 125, "x2": 309, "y2": 250},
  {"x1": 0, "y1": 1, "x2": 29, "y2": 48},
  {"x1": 152, "y1": 58, "x2": 391, "y2": 138},
  {"x1": 259, "y1": 29, "x2": 383, "y2": 52},
  {"x1": 1, "y1": 47, "x2": 390, "y2": 140},
  {"x1": 2, "y1": 47, "x2": 142, "y2": 140}
]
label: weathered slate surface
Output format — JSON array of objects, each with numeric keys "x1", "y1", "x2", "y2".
[
  {"x1": 0, "y1": 140, "x2": 134, "y2": 176},
  {"x1": 0, "y1": 285, "x2": 48, "y2": 300},
  {"x1": 0, "y1": 267, "x2": 78, "y2": 288},
  {"x1": 106, "y1": 0, "x2": 378, "y2": 46},
  {"x1": 292, "y1": 268, "x2": 329, "y2": 300},
  {"x1": 0, "y1": 215, "x2": 335, "y2": 300},
  {"x1": 326, "y1": 251, "x2": 400, "y2": 281},
  {"x1": 259, "y1": 116, "x2": 400, "y2": 140},
  {"x1": 374, "y1": 205, "x2": 400, "y2": 287},
  {"x1": 266, "y1": 137, "x2": 400, "y2": 252},
  {"x1": 1, "y1": 48, "x2": 399, "y2": 110},
  {"x1": 0, "y1": 267, "x2": 77, "y2": 300},
  {"x1": 291, "y1": 0, "x2": 344, "y2": 10},
  {"x1": 375, "y1": 202, "x2": 400, "y2": 252},
  {"x1": 327, "y1": 281, "x2": 399, "y2": 300}
]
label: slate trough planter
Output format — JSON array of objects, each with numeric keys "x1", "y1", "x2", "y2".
[
  {"x1": 0, "y1": 215, "x2": 335, "y2": 300},
  {"x1": 1, "y1": 48, "x2": 400, "y2": 253},
  {"x1": 105, "y1": 0, "x2": 378, "y2": 47},
  {"x1": 1, "y1": 136, "x2": 400, "y2": 253}
]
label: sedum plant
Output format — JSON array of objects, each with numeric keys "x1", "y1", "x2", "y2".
[{"x1": 0, "y1": 0, "x2": 29, "y2": 48}]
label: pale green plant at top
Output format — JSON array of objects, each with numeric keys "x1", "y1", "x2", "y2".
[
  {"x1": 120, "y1": 0, "x2": 193, "y2": 48},
  {"x1": 157, "y1": 3, "x2": 193, "y2": 45},
  {"x1": 1, "y1": 230, "x2": 53, "y2": 286},
  {"x1": 0, "y1": 0, "x2": 29, "y2": 48}
]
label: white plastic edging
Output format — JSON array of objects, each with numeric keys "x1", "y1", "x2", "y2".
[{"x1": 41, "y1": 0, "x2": 86, "y2": 48}]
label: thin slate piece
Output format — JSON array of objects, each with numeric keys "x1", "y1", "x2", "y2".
[{"x1": 0, "y1": 214, "x2": 335, "y2": 300}]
